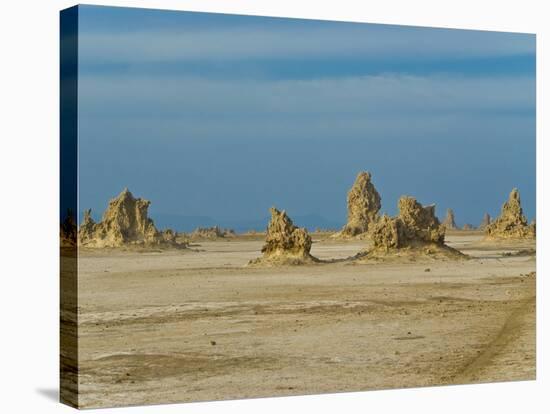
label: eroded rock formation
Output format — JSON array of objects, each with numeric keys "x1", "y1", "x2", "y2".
[
  {"x1": 159, "y1": 229, "x2": 178, "y2": 244},
  {"x1": 60, "y1": 209, "x2": 77, "y2": 247},
  {"x1": 442, "y1": 209, "x2": 457, "y2": 230},
  {"x1": 249, "y1": 207, "x2": 317, "y2": 265},
  {"x1": 485, "y1": 188, "x2": 535, "y2": 239},
  {"x1": 479, "y1": 213, "x2": 491, "y2": 229},
  {"x1": 78, "y1": 188, "x2": 185, "y2": 248},
  {"x1": 340, "y1": 172, "x2": 381, "y2": 237},
  {"x1": 462, "y1": 224, "x2": 474, "y2": 230},
  {"x1": 365, "y1": 196, "x2": 463, "y2": 260},
  {"x1": 190, "y1": 226, "x2": 236, "y2": 240},
  {"x1": 78, "y1": 209, "x2": 96, "y2": 243},
  {"x1": 370, "y1": 197, "x2": 445, "y2": 250}
]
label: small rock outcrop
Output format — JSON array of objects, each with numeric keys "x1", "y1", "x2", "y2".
[
  {"x1": 462, "y1": 224, "x2": 474, "y2": 230},
  {"x1": 78, "y1": 209, "x2": 96, "y2": 242},
  {"x1": 365, "y1": 196, "x2": 464, "y2": 260},
  {"x1": 442, "y1": 209, "x2": 457, "y2": 230},
  {"x1": 78, "y1": 188, "x2": 185, "y2": 248},
  {"x1": 479, "y1": 213, "x2": 491, "y2": 229},
  {"x1": 249, "y1": 207, "x2": 317, "y2": 265},
  {"x1": 340, "y1": 172, "x2": 381, "y2": 237},
  {"x1": 60, "y1": 209, "x2": 77, "y2": 247},
  {"x1": 159, "y1": 228, "x2": 179, "y2": 244},
  {"x1": 190, "y1": 226, "x2": 236, "y2": 240},
  {"x1": 485, "y1": 188, "x2": 535, "y2": 239}
]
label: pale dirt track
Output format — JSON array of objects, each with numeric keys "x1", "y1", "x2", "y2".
[{"x1": 75, "y1": 232, "x2": 536, "y2": 408}]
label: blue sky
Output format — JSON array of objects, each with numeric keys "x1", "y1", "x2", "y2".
[{"x1": 76, "y1": 5, "x2": 536, "y2": 231}]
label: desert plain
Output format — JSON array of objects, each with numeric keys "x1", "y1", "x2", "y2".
[{"x1": 68, "y1": 230, "x2": 535, "y2": 408}]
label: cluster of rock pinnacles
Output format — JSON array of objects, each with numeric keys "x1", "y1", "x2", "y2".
[
  {"x1": 74, "y1": 188, "x2": 184, "y2": 248},
  {"x1": 252, "y1": 172, "x2": 534, "y2": 264},
  {"x1": 62, "y1": 173, "x2": 535, "y2": 264}
]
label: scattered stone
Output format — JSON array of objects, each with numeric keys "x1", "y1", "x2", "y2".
[
  {"x1": 442, "y1": 209, "x2": 457, "y2": 230},
  {"x1": 210, "y1": 340, "x2": 216, "y2": 346},
  {"x1": 78, "y1": 188, "x2": 186, "y2": 248},
  {"x1": 501, "y1": 248, "x2": 536, "y2": 257},
  {"x1": 339, "y1": 172, "x2": 381, "y2": 237},
  {"x1": 249, "y1": 207, "x2": 318, "y2": 266},
  {"x1": 485, "y1": 188, "x2": 535, "y2": 239}
]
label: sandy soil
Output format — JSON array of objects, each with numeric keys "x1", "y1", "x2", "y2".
[{"x1": 74, "y1": 232, "x2": 535, "y2": 408}]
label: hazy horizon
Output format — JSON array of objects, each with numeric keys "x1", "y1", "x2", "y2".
[{"x1": 76, "y1": 5, "x2": 536, "y2": 231}]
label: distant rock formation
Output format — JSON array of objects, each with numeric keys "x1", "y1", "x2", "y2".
[
  {"x1": 249, "y1": 207, "x2": 317, "y2": 265},
  {"x1": 365, "y1": 196, "x2": 464, "y2": 260},
  {"x1": 340, "y1": 172, "x2": 381, "y2": 237},
  {"x1": 479, "y1": 213, "x2": 491, "y2": 229},
  {"x1": 189, "y1": 226, "x2": 236, "y2": 240},
  {"x1": 314, "y1": 227, "x2": 337, "y2": 233},
  {"x1": 462, "y1": 224, "x2": 474, "y2": 230},
  {"x1": 78, "y1": 188, "x2": 185, "y2": 248},
  {"x1": 78, "y1": 209, "x2": 96, "y2": 242},
  {"x1": 485, "y1": 188, "x2": 535, "y2": 239},
  {"x1": 159, "y1": 228, "x2": 178, "y2": 244},
  {"x1": 60, "y1": 209, "x2": 77, "y2": 247},
  {"x1": 442, "y1": 208, "x2": 457, "y2": 230}
]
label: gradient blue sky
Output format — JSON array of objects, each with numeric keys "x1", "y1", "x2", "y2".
[{"x1": 76, "y1": 5, "x2": 536, "y2": 231}]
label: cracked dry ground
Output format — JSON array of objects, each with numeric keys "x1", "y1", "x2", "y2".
[{"x1": 72, "y1": 233, "x2": 535, "y2": 408}]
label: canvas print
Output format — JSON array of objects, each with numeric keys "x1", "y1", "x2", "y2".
[{"x1": 60, "y1": 5, "x2": 536, "y2": 409}]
